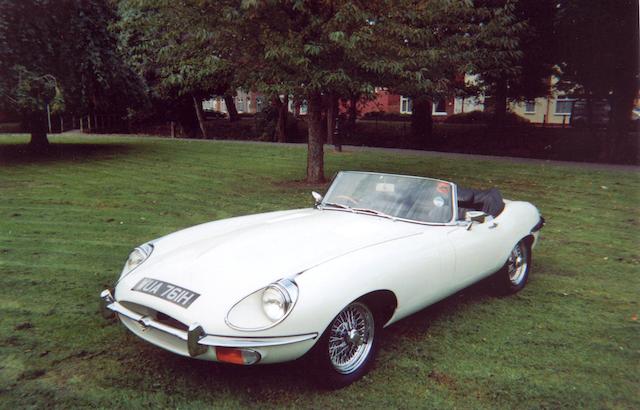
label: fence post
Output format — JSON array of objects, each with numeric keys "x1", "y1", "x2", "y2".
[{"x1": 46, "y1": 104, "x2": 52, "y2": 133}]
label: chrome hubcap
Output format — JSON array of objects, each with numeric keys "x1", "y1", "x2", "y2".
[
  {"x1": 508, "y1": 243, "x2": 528, "y2": 285},
  {"x1": 328, "y1": 302, "x2": 374, "y2": 374}
]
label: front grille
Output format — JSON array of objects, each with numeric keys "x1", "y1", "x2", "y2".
[
  {"x1": 156, "y1": 312, "x2": 189, "y2": 332},
  {"x1": 120, "y1": 301, "x2": 189, "y2": 332}
]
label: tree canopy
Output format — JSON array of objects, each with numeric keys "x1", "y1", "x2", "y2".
[
  {"x1": 0, "y1": 0, "x2": 146, "y2": 147},
  {"x1": 555, "y1": 0, "x2": 639, "y2": 161},
  {"x1": 117, "y1": 0, "x2": 239, "y2": 137}
]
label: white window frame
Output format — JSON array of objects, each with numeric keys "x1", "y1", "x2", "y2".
[
  {"x1": 400, "y1": 96, "x2": 412, "y2": 114},
  {"x1": 555, "y1": 98, "x2": 575, "y2": 116},
  {"x1": 524, "y1": 100, "x2": 536, "y2": 114},
  {"x1": 432, "y1": 99, "x2": 447, "y2": 116},
  {"x1": 236, "y1": 97, "x2": 245, "y2": 113}
]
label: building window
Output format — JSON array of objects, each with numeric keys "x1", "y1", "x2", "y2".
[
  {"x1": 555, "y1": 98, "x2": 574, "y2": 115},
  {"x1": 299, "y1": 100, "x2": 308, "y2": 115},
  {"x1": 255, "y1": 96, "x2": 264, "y2": 113},
  {"x1": 236, "y1": 97, "x2": 245, "y2": 113},
  {"x1": 524, "y1": 100, "x2": 536, "y2": 114},
  {"x1": 432, "y1": 99, "x2": 447, "y2": 115},
  {"x1": 400, "y1": 96, "x2": 412, "y2": 114}
]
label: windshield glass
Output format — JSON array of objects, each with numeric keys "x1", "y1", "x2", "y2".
[{"x1": 322, "y1": 171, "x2": 455, "y2": 223}]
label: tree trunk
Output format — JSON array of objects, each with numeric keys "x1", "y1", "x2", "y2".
[
  {"x1": 275, "y1": 94, "x2": 288, "y2": 143},
  {"x1": 326, "y1": 92, "x2": 337, "y2": 146},
  {"x1": 192, "y1": 95, "x2": 207, "y2": 139},
  {"x1": 606, "y1": 87, "x2": 636, "y2": 163},
  {"x1": 410, "y1": 96, "x2": 433, "y2": 149},
  {"x1": 26, "y1": 111, "x2": 49, "y2": 149},
  {"x1": 586, "y1": 95, "x2": 594, "y2": 129},
  {"x1": 492, "y1": 78, "x2": 508, "y2": 128},
  {"x1": 348, "y1": 94, "x2": 358, "y2": 126},
  {"x1": 224, "y1": 94, "x2": 239, "y2": 122},
  {"x1": 306, "y1": 93, "x2": 325, "y2": 183}
]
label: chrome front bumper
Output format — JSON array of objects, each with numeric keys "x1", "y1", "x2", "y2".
[{"x1": 100, "y1": 289, "x2": 317, "y2": 359}]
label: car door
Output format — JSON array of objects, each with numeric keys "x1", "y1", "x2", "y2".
[{"x1": 447, "y1": 217, "x2": 507, "y2": 289}]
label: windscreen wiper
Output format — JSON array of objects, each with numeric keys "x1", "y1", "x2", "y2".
[
  {"x1": 321, "y1": 202, "x2": 355, "y2": 212},
  {"x1": 352, "y1": 207, "x2": 396, "y2": 221}
]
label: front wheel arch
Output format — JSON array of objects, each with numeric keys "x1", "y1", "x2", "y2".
[{"x1": 357, "y1": 290, "x2": 397, "y2": 327}]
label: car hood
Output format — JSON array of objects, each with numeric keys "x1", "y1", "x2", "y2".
[{"x1": 123, "y1": 209, "x2": 423, "y2": 304}]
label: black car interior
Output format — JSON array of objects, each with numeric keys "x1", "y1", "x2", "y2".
[{"x1": 457, "y1": 187, "x2": 505, "y2": 220}]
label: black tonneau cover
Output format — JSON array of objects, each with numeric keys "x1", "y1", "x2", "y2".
[{"x1": 457, "y1": 187, "x2": 505, "y2": 219}]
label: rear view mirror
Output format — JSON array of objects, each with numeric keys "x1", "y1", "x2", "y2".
[
  {"x1": 465, "y1": 211, "x2": 487, "y2": 230},
  {"x1": 465, "y1": 210, "x2": 487, "y2": 224},
  {"x1": 312, "y1": 191, "x2": 323, "y2": 207}
]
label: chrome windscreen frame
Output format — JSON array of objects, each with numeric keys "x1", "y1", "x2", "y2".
[{"x1": 321, "y1": 171, "x2": 460, "y2": 227}]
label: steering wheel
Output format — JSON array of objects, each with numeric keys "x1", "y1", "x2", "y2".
[{"x1": 335, "y1": 195, "x2": 359, "y2": 206}]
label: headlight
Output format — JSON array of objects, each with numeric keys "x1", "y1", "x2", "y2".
[
  {"x1": 262, "y1": 283, "x2": 292, "y2": 321},
  {"x1": 226, "y1": 278, "x2": 299, "y2": 331},
  {"x1": 120, "y1": 243, "x2": 154, "y2": 278}
]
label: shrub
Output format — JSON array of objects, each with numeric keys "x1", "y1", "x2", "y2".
[
  {"x1": 362, "y1": 111, "x2": 411, "y2": 122},
  {"x1": 204, "y1": 111, "x2": 227, "y2": 120},
  {"x1": 254, "y1": 106, "x2": 301, "y2": 141},
  {"x1": 445, "y1": 110, "x2": 530, "y2": 125}
]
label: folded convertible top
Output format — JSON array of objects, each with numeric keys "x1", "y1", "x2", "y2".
[{"x1": 457, "y1": 187, "x2": 505, "y2": 218}]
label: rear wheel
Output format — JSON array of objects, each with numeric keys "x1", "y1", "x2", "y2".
[
  {"x1": 495, "y1": 239, "x2": 531, "y2": 295},
  {"x1": 313, "y1": 301, "x2": 379, "y2": 388}
]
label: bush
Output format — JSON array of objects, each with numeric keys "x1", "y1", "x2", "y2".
[
  {"x1": 445, "y1": 110, "x2": 530, "y2": 125},
  {"x1": 204, "y1": 111, "x2": 227, "y2": 120},
  {"x1": 0, "y1": 122, "x2": 23, "y2": 133},
  {"x1": 254, "y1": 106, "x2": 301, "y2": 141},
  {"x1": 362, "y1": 111, "x2": 411, "y2": 122}
]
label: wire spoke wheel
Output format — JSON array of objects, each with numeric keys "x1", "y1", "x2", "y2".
[
  {"x1": 327, "y1": 302, "x2": 375, "y2": 375},
  {"x1": 508, "y1": 242, "x2": 529, "y2": 286}
]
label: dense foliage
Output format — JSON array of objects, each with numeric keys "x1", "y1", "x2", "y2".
[
  {"x1": 0, "y1": 0, "x2": 146, "y2": 146},
  {"x1": 555, "y1": 0, "x2": 639, "y2": 161},
  {"x1": 0, "y1": 1, "x2": 637, "y2": 170}
]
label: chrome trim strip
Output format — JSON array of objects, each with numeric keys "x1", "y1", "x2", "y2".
[
  {"x1": 532, "y1": 216, "x2": 545, "y2": 232},
  {"x1": 100, "y1": 290, "x2": 317, "y2": 350},
  {"x1": 199, "y1": 333, "x2": 317, "y2": 348}
]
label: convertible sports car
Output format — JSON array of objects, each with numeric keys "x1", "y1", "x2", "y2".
[{"x1": 100, "y1": 171, "x2": 544, "y2": 387}]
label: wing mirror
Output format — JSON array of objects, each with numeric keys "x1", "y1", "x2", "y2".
[
  {"x1": 312, "y1": 191, "x2": 323, "y2": 208},
  {"x1": 465, "y1": 210, "x2": 487, "y2": 230}
]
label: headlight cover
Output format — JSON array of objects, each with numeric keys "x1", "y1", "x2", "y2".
[
  {"x1": 120, "y1": 243, "x2": 154, "y2": 279},
  {"x1": 226, "y1": 278, "x2": 299, "y2": 331}
]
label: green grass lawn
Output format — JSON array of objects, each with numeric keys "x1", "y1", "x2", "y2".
[{"x1": 1, "y1": 133, "x2": 638, "y2": 409}]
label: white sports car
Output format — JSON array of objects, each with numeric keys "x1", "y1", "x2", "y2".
[{"x1": 100, "y1": 171, "x2": 544, "y2": 387}]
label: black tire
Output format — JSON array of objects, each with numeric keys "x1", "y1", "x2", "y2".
[
  {"x1": 312, "y1": 301, "x2": 380, "y2": 389},
  {"x1": 494, "y1": 239, "x2": 532, "y2": 295}
]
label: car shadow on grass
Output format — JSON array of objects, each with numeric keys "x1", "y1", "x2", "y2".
[
  {"x1": 0, "y1": 143, "x2": 137, "y2": 166},
  {"x1": 108, "y1": 275, "x2": 502, "y2": 400}
]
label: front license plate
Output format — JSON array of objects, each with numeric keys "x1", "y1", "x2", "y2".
[{"x1": 132, "y1": 278, "x2": 200, "y2": 308}]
